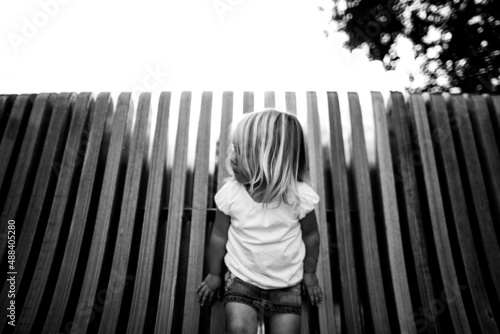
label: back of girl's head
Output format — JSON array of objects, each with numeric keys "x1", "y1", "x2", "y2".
[{"x1": 225, "y1": 109, "x2": 309, "y2": 209}]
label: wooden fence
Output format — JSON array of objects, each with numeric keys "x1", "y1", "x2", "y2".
[{"x1": 0, "y1": 91, "x2": 499, "y2": 334}]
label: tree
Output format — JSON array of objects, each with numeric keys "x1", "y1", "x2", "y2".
[{"x1": 332, "y1": 0, "x2": 500, "y2": 93}]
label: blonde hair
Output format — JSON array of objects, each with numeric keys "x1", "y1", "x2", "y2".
[{"x1": 224, "y1": 109, "x2": 309, "y2": 210}]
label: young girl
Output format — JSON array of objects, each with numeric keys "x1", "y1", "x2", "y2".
[{"x1": 196, "y1": 109, "x2": 323, "y2": 334}]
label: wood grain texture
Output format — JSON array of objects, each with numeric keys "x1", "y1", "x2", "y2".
[
  {"x1": 409, "y1": 94, "x2": 471, "y2": 334},
  {"x1": 0, "y1": 94, "x2": 18, "y2": 145},
  {"x1": 182, "y1": 92, "x2": 213, "y2": 334},
  {"x1": 429, "y1": 94, "x2": 498, "y2": 333},
  {"x1": 327, "y1": 92, "x2": 363, "y2": 334},
  {"x1": 388, "y1": 92, "x2": 441, "y2": 334},
  {"x1": 98, "y1": 92, "x2": 152, "y2": 334},
  {"x1": 306, "y1": 92, "x2": 337, "y2": 334},
  {"x1": 0, "y1": 93, "x2": 74, "y2": 332},
  {"x1": 126, "y1": 92, "x2": 171, "y2": 334},
  {"x1": 467, "y1": 96, "x2": 500, "y2": 246},
  {"x1": 349, "y1": 92, "x2": 391, "y2": 334},
  {"x1": 154, "y1": 92, "x2": 191, "y2": 334},
  {"x1": 16, "y1": 93, "x2": 92, "y2": 333},
  {"x1": 0, "y1": 94, "x2": 34, "y2": 214},
  {"x1": 372, "y1": 92, "x2": 416, "y2": 334},
  {"x1": 70, "y1": 92, "x2": 134, "y2": 334},
  {"x1": 42, "y1": 93, "x2": 113, "y2": 333}
]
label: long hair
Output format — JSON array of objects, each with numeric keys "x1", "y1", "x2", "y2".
[{"x1": 224, "y1": 109, "x2": 309, "y2": 210}]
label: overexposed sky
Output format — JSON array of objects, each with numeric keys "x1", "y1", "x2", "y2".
[{"x1": 0, "y1": 0, "x2": 412, "y2": 94}]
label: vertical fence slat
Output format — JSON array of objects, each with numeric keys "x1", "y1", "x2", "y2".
[
  {"x1": 0, "y1": 95, "x2": 34, "y2": 213},
  {"x1": 410, "y1": 93, "x2": 471, "y2": 334},
  {"x1": 327, "y1": 92, "x2": 363, "y2": 334},
  {"x1": 451, "y1": 94, "x2": 500, "y2": 323},
  {"x1": 467, "y1": 96, "x2": 500, "y2": 240},
  {"x1": 0, "y1": 93, "x2": 73, "y2": 332},
  {"x1": 16, "y1": 93, "x2": 92, "y2": 333},
  {"x1": 98, "y1": 92, "x2": 151, "y2": 334},
  {"x1": 155, "y1": 92, "x2": 191, "y2": 333},
  {"x1": 388, "y1": 92, "x2": 441, "y2": 334},
  {"x1": 349, "y1": 92, "x2": 391, "y2": 334},
  {"x1": 210, "y1": 91, "x2": 234, "y2": 334},
  {"x1": 182, "y1": 92, "x2": 213, "y2": 333},
  {"x1": 0, "y1": 94, "x2": 18, "y2": 145},
  {"x1": 264, "y1": 91, "x2": 275, "y2": 108},
  {"x1": 70, "y1": 92, "x2": 134, "y2": 334},
  {"x1": 372, "y1": 92, "x2": 416, "y2": 334},
  {"x1": 306, "y1": 92, "x2": 337, "y2": 334},
  {"x1": 42, "y1": 93, "x2": 113, "y2": 333},
  {"x1": 429, "y1": 94, "x2": 498, "y2": 333},
  {"x1": 285, "y1": 91, "x2": 312, "y2": 334},
  {"x1": 285, "y1": 92, "x2": 297, "y2": 115},
  {"x1": 127, "y1": 92, "x2": 171, "y2": 334},
  {"x1": 243, "y1": 91, "x2": 254, "y2": 114}
]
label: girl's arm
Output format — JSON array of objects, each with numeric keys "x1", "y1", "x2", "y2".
[
  {"x1": 300, "y1": 210, "x2": 323, "y2": 306},
  {"x1": 196, "y1": 208, "x2": 230, "y2": 306},
  {"x1": 208, "y1": 208, "x2": 231, "y2": 276}
]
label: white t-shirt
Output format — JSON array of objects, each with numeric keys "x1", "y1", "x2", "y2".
[{"x1": 214, "y1": 179, "x2": 320, "y2": 289}]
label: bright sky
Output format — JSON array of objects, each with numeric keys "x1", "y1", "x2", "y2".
[{"x1": 0, "y1": 0, "x2": 413, "y2": 94}]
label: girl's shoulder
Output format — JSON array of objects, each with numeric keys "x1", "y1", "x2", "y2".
[
  {"x1": 214, "y1": 180, "x2": 241, "y2": 215},
  {"x1": 294, "y1": 182, "x2": 320, "y2": 219}
]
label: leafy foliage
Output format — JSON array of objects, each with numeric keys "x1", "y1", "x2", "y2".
[{"x1": 332, "y1": 0, "x2": 500, "y2": 93}]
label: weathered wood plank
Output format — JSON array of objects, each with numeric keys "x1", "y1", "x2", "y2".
[
  {"x1": 70, "y1": 92, "x2": 134, "y2": 334},
  {"x1": 447, "y1": 95, "x2": 500, "y2": 326},
  {"x1": 155, "y1": 92, "x2": 191, "y2": 333},
  {"x1": 243, "y1": 91, "x2": 254, "y2": 114},
  {"x1": 388, "y1": 92, "x2": 441, "y2": 334},
  {"x1": 126, "y1": 92, "x2": 171, "y2": 334},
  {"x1": 467, "y1": 95, "x2": 500, "y2": 244},
  {"x1": 0, "y1": 93, "x2": 73, "y2": 332},
  {"x1": 285, "y1": 91, "x2": 312, "y2": 334},
  {"x1": 409, "y1": 94, "x2": 471, "y2": 334},
  {"x1": 264, "y1": 91, "x2": 275, "y2": 108},
  {"x1": 98, "y1": 92, "x2": 151, "y2": 334},
  {"x1": 349, "y1": 92, "x2": 391, "y2": 334},
  {"x1": 0, "y1": 94, "x2": 17, "y2": 145},
  {"x1": 285, "y1": 92, "x2": 297, "y2": 115},
  {"x1": 16, "y1": 93, "x2": 92, "y2": 333},
  {"x1": 211, "y1": 91, "x2": 233, "y2": 334},
  {"x1": 306, "y1": 91, "x2": 337, "y2": 334},
  {"x1": 182, "y1": 92, "x2": 213, "y2": 333},
  {"x1": 327, "y1": 91, "x2": 363, "y2": 334},
  {"x1": 372, "y1": 92, "x2": 416, "y2": 334},
  {"x1": 429, "y1": 94, "x2": 497, "y2": 333},
  {"x1": 42, "y1": 93, "x2": 113, "y2": 333},
  {"x1": 0, "y1": 94, "x2": 34, "y2": 214}
]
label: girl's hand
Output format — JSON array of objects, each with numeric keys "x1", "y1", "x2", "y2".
[
  {"x1": 196, "y1": 273, "x2": 222, "y2": 307},
  {"x1": 302, "y1": 272, "x2": 323, "y2": 306}
]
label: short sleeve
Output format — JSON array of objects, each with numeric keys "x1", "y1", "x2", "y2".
[
  {"x1": 214, "y1": 181, "x2": 234, "y2": 215},
  {"x1": 297, "y1": 183, "x2": 320, "y2": 220}
]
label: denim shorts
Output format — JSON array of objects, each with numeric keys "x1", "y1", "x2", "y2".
[{"x1": 223, "y1": 269, "x2": 302, "y2": 316}]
